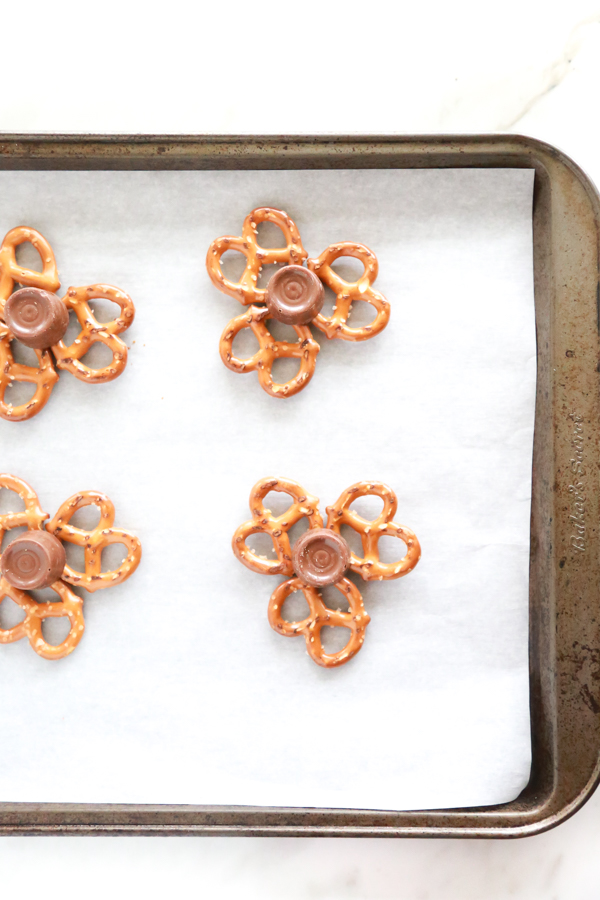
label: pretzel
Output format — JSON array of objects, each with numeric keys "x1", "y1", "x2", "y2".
[
  {"x1": 51, "y1": 284, "x2": 134, "y2": 383},
  {"x1": 220, "y1": 305, "x2": 319, "y2": 398},
  {"x1": 0, "y1": 577, "x2": 84, "y2": 660},
  {"x1": 0, "y1": 475, "x2": 82, "y2": 660},
  {"x1": 0, "y1": 324, "x2": 59, "y2": 421},
  {"x1": 307, "y1": 242, "x2": 390, "y2": 341},
  {"x1": 268, "y1": 576, "x2": 370, "y2": 668},
  {"x1": 234, "y1": 477, "x2": 421, "y2": 667},
  {"x1": 207, "y1": 207, "x2": 308, "y2": 306},
  {"x1": 0, "y1": 226, "x2": 60, "y2": 315},
  {"x1": 326, "y1": 481, "x2": 421, "y2": 581},
  {"x1": 233, "y1": 477, "x2": 323, "y2": 576},
  {"x1": 0, "y1": 473, "x2": 48, "y2": 540},
  {"x1": 46, "y1": 490, "x2": 142, "y2": 593}
]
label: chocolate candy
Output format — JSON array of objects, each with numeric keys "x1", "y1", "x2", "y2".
[
  {"x1": 265, "y1": 265, "x2": 324, "y2": 326},
  {"x1": 1, "y1": 530, "x2": 66, "y2": 590},
  {"x1": 4, "y1": 288, "x2": 69, "y2": 350},
  {"x1": 291, "y1": 528, "x2": 350, "y2": 587}
]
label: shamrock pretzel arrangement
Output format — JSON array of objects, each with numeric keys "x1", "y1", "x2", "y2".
[
  {"x1": 207, "y1": 207, "x2": 390, "y2": 398},
  {"x1": 0, "y1": 226, "x2": 135, "y2": 421},
  {"x1": 233, "y1": 477, "x2": 421, "y2": 668},
  {"x1": 0, "y1": 473, "x2": 141, "y2": 659}
]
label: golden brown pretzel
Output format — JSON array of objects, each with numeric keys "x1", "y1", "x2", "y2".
[
  {"x1": 0, "y1": 226, "x2": 60, "y2": 314},
  {"x1": 268, "y1": 576, "x2": 370, "y2": 668},
  {"x1": 232, "y1": 476, "x2": 323, "y2": 576},
  {"x1": 0, "y1": 324, "x2": 59, "y2": 421},
  {"x1": 307, "y1": 242, "x2": 390, "y2": 341},
  {"x1": 326, "y1": 481, "x2": 421, "y2": 581},
  {"x1": 0, "y1": 473, "x2": 48, "y2": 539},
  {"x1": 0, "y1": 474, "x2": 82, "y2": 660},
  {"x1": 220, "y1": 305, "x2": 320, "y2": 398},
  {"x1": 234, "y1": 477, "x2": 420, "y2": 667},
  {"x1": 0, "y1": 578, "x2": 85, "y2": 660},
  {"x1": 0, "y1": 474, "x2": 141, "y2": 659},
  {"x1": 51, "y1": 284, "x2": 134, "y2": 383},
  {"x1": 46, "y1": 490, "x2": 142, "y2": 593},
  {"x1": 207, "y1": 207, "x2": 308, "y2": 306}
]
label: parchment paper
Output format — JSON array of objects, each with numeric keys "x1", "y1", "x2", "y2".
[{"x1": 0, "y1": 168, "x2": 534, "y2": 810}]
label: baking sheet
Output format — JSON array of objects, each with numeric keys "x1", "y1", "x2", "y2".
[{"x1": 0, "y1": 168, "x2": 534, "y2": 811}]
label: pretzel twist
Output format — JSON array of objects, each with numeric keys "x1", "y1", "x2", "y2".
[
  {"x1": 0, "y1": 227, "x2": 60, "y2": 315},
  {"x1": 268, "y1": 576, "x2": 370, "y2": 668},
  {"x1": 233, "y1": 477, "x2": 323, "y2": 576},
  {"x1": 326, "y1": 481, "x2": 421, "y2": 581},
  {"x1": 0, "y1": 473, "x2": 48, "y2": 541},
  {"x1": 0, "y1": 475, "x2": 83, "y2": 659},
  {"x1": 51, "y1": 284, "x2": 134, "y2": 384},
  {"x1": 0, "y1": 578, "x2": 85, "y2": 660},
  {"x1": 220, "y1": 305, "x2": 319, "y2": 398},
  {"x1": 46, "y1": 491, "x2": 142, "y2": 593},
  {"x1": 307, "y1": 243, "x2": 390, "y2": 341},
  {"x1": 0, "y1": 324, "x2": 59, "y2": 421},
  {"x1": 207, "y1": 207, "x2": 308, "y2": 306}
]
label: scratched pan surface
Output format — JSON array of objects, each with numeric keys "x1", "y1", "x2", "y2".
[{"x1": 0, "y1": 134, "x2": 598, "y2": 838}]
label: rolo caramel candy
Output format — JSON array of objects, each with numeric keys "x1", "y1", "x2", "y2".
[
  {"x1": 1, "y1": 530, "x2": 66, "y2": 590},
  {"x1": 265, "y1": 265, "x2": 324, "y2": 326},
  {"x1": 4, "y1": 287, "x2": 69, "y2": 350},
  {"x1": 291, "y1": 528, "x2": 350, "y2": 587}
]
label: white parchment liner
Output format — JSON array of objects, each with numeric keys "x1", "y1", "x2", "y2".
[{"x1": 0, "y1": 169, "x2": 534, "y2": 810}]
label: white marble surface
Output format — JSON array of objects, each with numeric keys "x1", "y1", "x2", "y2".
[{"x1": 1, "y1": 0, "x2": 600, "y2": 896}]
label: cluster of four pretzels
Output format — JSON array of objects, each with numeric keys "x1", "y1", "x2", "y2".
[{"x1": 0, "y1": 208, "x2": 419, "y2": 667}]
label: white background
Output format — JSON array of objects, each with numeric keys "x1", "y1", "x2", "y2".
[{"x1": 1, "y1": 0, "x2": 600, "y2": 896}]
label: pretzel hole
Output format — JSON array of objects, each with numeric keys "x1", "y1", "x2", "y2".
[
  {"x1": 266, "y1": 320, "x2": 298, "y2": 342},
  {"x1": 255, "y1": 221, "x2": 287, "y2": 249},
  {"x1": 0, "y1": 489, "x2": 26, "y2": 515},
  {"x1": 10, "y1": 340, "x2": 39, "y2": 367},
  {"x1": 219, "y1": 249, "x2": 248, "y2": 283},
  {"x1": 87, "y1": 298, "x2": 122, "y2": 324},
  {"x1": 231, "y1": 326, "x2": 261, "y2": 360},
  {"x1": 270, "y1": 358, "x2": 302, "y2": 386},
  {"x1": 280, "y1": 589, "x2": 310, "y2": 623},
  {"x1": 345, "y1": 300, "x2": 378, "y2": 328},
  {"x1": 70, "y1": 505, "x2": 102, "y2": 530},
  {"x1": 377, "y1": 534, "x2": 408, "y2": 563},
  {"x1": 1, "y1": 524, "x2": 28, "y2": 553},
  {"x1": 320, "y1": 625, "x2": 352, "y2": 655},
  {"x1": 79, "y1": 342, "x2": 115, "y2": 369},
  {"x1": 287, "y1": 517, "x2": 310, "y2": 546},
  {"x1": 64, "y1": 542, "x2": 86, "y2": 573},
  {"x1": 330, "y1": 257, "x2": 366, "y2": 283},
  {"x1": 339, "y1": 525, "x2": 364, "y2": 558},
  {"x1": 41, "y1": 615, "x2": 73, "y2": 646},
  {"x1": 5, "y1": 380, "x2": 38, "y2": 407},
  {"x1": 15, "y1": 241, "x2": 44, "y2": 273},
  {"x1": 257, "y1": 262, "x2": 286, "y2": 288},
  {"x1": 29, "y1": 587, "x2": 61, "y2": 604},
  {"x1": 63, "y1": 311, "x2": 82, "y2": 345},
  {"x1": 245, "y1": 532, "x2": 277, "y2": 560},
  {"x1": 320, "y1": 583, "x2": 350, "y2": 613},
  {"x1": 263, "y1": 490, "x2": 295, "y2": 517},
  {"x1": 0, "y1": 595, "x2": 26, "y2": 628},
  {"x1": 348, "y1": 495, "x2": 385, "y2": 520},
  {"x1": 101, "y1": 543, "x2": 128, "y2": 573}
]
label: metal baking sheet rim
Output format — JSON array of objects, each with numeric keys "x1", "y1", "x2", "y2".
[{"x1": 0, "y1": 133, "x2": 598, "y2": 838}]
